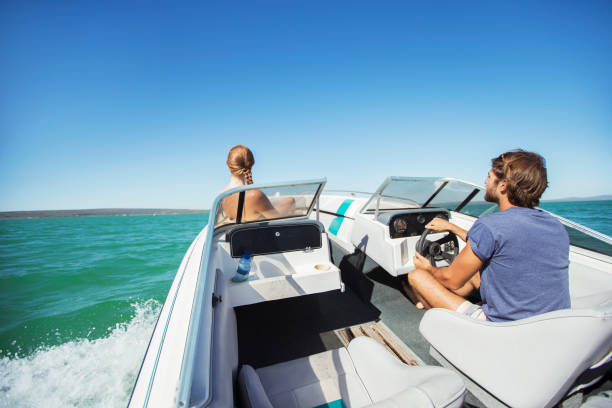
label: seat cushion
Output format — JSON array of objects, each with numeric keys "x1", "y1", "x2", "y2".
[
  {"x1": 348, "y1": 337, "x2": 465, "y2": 408},
  {"x1": 238, "y1": 364, "x2": 274, "y2": 408},
  {"x1": 255, "y1": 347, "x2": 372, "y2": 408},
  {"x1": 420, "y1": 307, "x2": 612, "y2": 408},
  {"x1": 239, "y1": 337, "x2": 465, "y2": 408}
]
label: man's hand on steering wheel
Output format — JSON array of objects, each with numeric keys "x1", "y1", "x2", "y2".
[
  {"x1": 425, "y1": 217, "x2": 453, "y2": 232},
  {"x1": 413, "y1": 251, "x2": 433, "y2": 273},
  {"x1": 425, "y1": 217, "x2": 468, "y2": 243},
  {"x1": 416, "y1": 225, "x2": 460, "y2": 267}
]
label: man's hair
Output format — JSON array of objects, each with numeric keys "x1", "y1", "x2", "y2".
[{"x1": 491, "y1": 149, "x2": 548, "y2": 208}]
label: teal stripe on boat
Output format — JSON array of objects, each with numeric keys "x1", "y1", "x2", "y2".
[
  {"x1": 337, "y1": 199, "x2": 354, "y2": 215},
  {"x1": 314, "y1": 399, "x2": 346, "y2": 408},
  {"x1": 328, "y1": 199, "x2": 354, "y2": 236}
]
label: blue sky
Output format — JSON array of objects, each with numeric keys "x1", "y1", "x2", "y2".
[{"x1": 1, "y1": 1, "x2": 611, "y2": 211}]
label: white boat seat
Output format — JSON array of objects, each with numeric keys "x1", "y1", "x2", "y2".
[
  {"x1": 419, "y1": 303, "x2": 612, "y2": 408},
  {"x1": 238, "y1": 336, "x2": 465, "y2": 408}
]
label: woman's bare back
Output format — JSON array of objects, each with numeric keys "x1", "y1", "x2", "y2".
[{"x1": 221, "y1": 189, "x2": 278, "y2": 221}]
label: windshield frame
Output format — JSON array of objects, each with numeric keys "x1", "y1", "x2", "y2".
[
  {"x1": 360, "y1": 176, "x2": 486, "y2": 217},
  {"x1": 212, "y1": 178, "x2": 327, "y2": 231},
  {"x1": 361, "y1": 176, "x2": 612, "y2": 256}
]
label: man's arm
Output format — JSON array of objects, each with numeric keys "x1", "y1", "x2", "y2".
[{"x1": 414, "y1": 241, "x2": 483, "y2": 291}]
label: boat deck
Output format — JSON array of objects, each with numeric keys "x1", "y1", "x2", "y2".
[
  {"x1": 236, "y1": 241, "x2": 484, "y2": 407},
  {"x1": 235, "y1": 241, "x2": 611, "y2": 407},
  {"x1": 335, "y1": 321, "x2": 420, "y2": 366}
]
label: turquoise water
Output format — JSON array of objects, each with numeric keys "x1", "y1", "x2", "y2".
[
  {"x1": 0, "y1": 203, "x2": 610, "y2": 407},
  {"x1": 0, "y1": 213, "x2": 209, "y2": 408},
  {"x1": 539, "y1": 200, "x2": 612, "y2": 237}
]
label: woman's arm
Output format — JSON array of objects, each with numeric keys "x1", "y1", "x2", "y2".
[
  {"x1": 247, "y1": 191, "x2": 297, "y2": 219},
  {"x1": 247, "y1": 190, "x2": 279, "y2": 219}
]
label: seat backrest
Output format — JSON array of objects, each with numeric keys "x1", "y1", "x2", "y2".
[
  {"x1": 420, "y1": 307, "x2": 612, "y2": 408},
  {"x1": 192, "y1": 268, "x2": 239, "y2": 407}
]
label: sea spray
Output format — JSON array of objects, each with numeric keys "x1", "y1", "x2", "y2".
[{"x1": 0, "y1": 300, "x2": 160, "y2": 408}]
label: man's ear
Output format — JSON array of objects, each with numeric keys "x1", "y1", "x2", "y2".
[{"x1": 498, "y1": 180, "x2": 508, "y2": 194}]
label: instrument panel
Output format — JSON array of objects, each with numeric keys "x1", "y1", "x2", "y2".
[{"x1": 387, "y1": 209, "x2": 450, "y2": 239}]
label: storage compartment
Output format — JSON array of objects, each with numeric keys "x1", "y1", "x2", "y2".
[
  {"x1": 228, "y1": 220, "x2": 323, "y2": 257},
  {"x1": 212, "y1": 224, "x2": 342, "y2": 307}
]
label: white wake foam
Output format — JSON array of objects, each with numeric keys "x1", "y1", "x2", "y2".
[{"x1": 0, "y1": 300, "x2": 161, "y2": 408}]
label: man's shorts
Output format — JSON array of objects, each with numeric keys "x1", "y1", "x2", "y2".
[{"x1": 456, "y1": 300, "x2": 487, "y2": 320}]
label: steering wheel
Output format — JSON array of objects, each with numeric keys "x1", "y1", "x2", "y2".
[{"x1": 415, "y1": 229, "x2": 459, "y2": 267}]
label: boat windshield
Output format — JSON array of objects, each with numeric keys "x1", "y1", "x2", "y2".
[
  {"x1": 213, "y1": 179, "x2": 326, "y2": 229},
  {"x1": 361, "y1": 177, "x2": 498, "y2": 218},
  {"x1": 362, "y1": 177, "x2": 612, "y2": 256}
]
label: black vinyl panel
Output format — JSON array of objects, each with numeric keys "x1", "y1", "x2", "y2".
[
  {"x1": 229, "y1": 222, "x2": 322, "y2": 258},
  {"x1": 389, "y1": 210, "x2": 449, "y2": 238}
]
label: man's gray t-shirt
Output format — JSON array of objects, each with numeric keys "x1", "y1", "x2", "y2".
[{"x1": 467, "y1": 206, "x2": 570, "y2": 322}]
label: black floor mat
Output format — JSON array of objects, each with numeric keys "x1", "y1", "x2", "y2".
[{"x1": 235, "y1": 287, "x2": 381, "y2": 368}]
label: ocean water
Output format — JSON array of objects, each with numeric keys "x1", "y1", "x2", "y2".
[
  {"x1": 0, "y1": 203, "x2": 610, "y2": 407},
  {"x1": 539, "y1": 200, "x2": 612, "y2": 237},
  {"x1": 0, "y1": 213, "x2": 209, "y2": 408}
]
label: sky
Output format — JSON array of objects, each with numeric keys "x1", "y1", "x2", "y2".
[{"x1": 1, "y1": 1, "x2": 611, "y2": 211}]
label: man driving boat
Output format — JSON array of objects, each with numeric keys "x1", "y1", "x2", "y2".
[{"x1": 404, "y1": 149, "x2": 570, "y2": 322}]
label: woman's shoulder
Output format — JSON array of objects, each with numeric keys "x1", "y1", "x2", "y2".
[
  {"x1": 246, "y1": 189, "x2": 265, "y2": 199},
  {"x1": 218, "y1": 184, "x2": 232, "y2": 195}
]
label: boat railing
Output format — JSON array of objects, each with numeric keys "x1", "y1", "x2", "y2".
[
  {"x1": 322, "y1": 189, "x2": 374, "y2": 198},
  {"x1": 540, "y1": 209, "x2": 612, "y2": 246}
]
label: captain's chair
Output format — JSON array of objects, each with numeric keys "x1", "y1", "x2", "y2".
[{"x1": 420, "y1": 294, "x2": 612, "y2": 408}]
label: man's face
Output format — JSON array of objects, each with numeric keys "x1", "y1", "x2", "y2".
[{"x1": 484, "y1": 169, "x2": 500, "y2": 204}]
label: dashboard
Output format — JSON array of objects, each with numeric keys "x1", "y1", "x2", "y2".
[{"x1": 378, "y1": 208, "x2": 450, "y2": 239}]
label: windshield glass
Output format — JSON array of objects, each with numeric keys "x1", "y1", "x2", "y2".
[
  {"x1": 363, "y1": 177, "x2": 611, "y2": 255},
  {"x1": 214, "y1": 181, "x2": 324, "y2": 229},
  {"x1": 455, "y1": 190, "x2": 499, "y2": 217},
  {"x1": 362, "y1": 178, "x2": 497, "y2": 217}
]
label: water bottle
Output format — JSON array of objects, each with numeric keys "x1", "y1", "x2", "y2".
[{"x1": 231, "y1": 252, "x2": 252, "y2": 282}]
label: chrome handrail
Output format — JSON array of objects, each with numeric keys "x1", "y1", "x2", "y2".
[{"x1": 540, "y1": 209, "x2": 612, "y2": 245}]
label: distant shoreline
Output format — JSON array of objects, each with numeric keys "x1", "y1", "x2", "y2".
[
  {"x1": 2, "y1": 195, "x2": 610, "y2": 220},
  {"x1": 0, "y1": 209, "x2": 210, "y2": 220}
]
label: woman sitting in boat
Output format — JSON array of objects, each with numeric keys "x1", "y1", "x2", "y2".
[{"x1": 220, "y1": 145, "x2": 295, "y2": 221}]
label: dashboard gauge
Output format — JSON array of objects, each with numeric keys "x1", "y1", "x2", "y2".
[
  {"x1": 393, "y1": 218, "x2": 408, "y2": 234},
  {"x1": 387, "y1": 210, "x2": 450, "y2": 239}
]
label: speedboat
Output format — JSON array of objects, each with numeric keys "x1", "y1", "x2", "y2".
[{"x1": 128, "y1": 177, "x2": 612, "y2": 408}]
